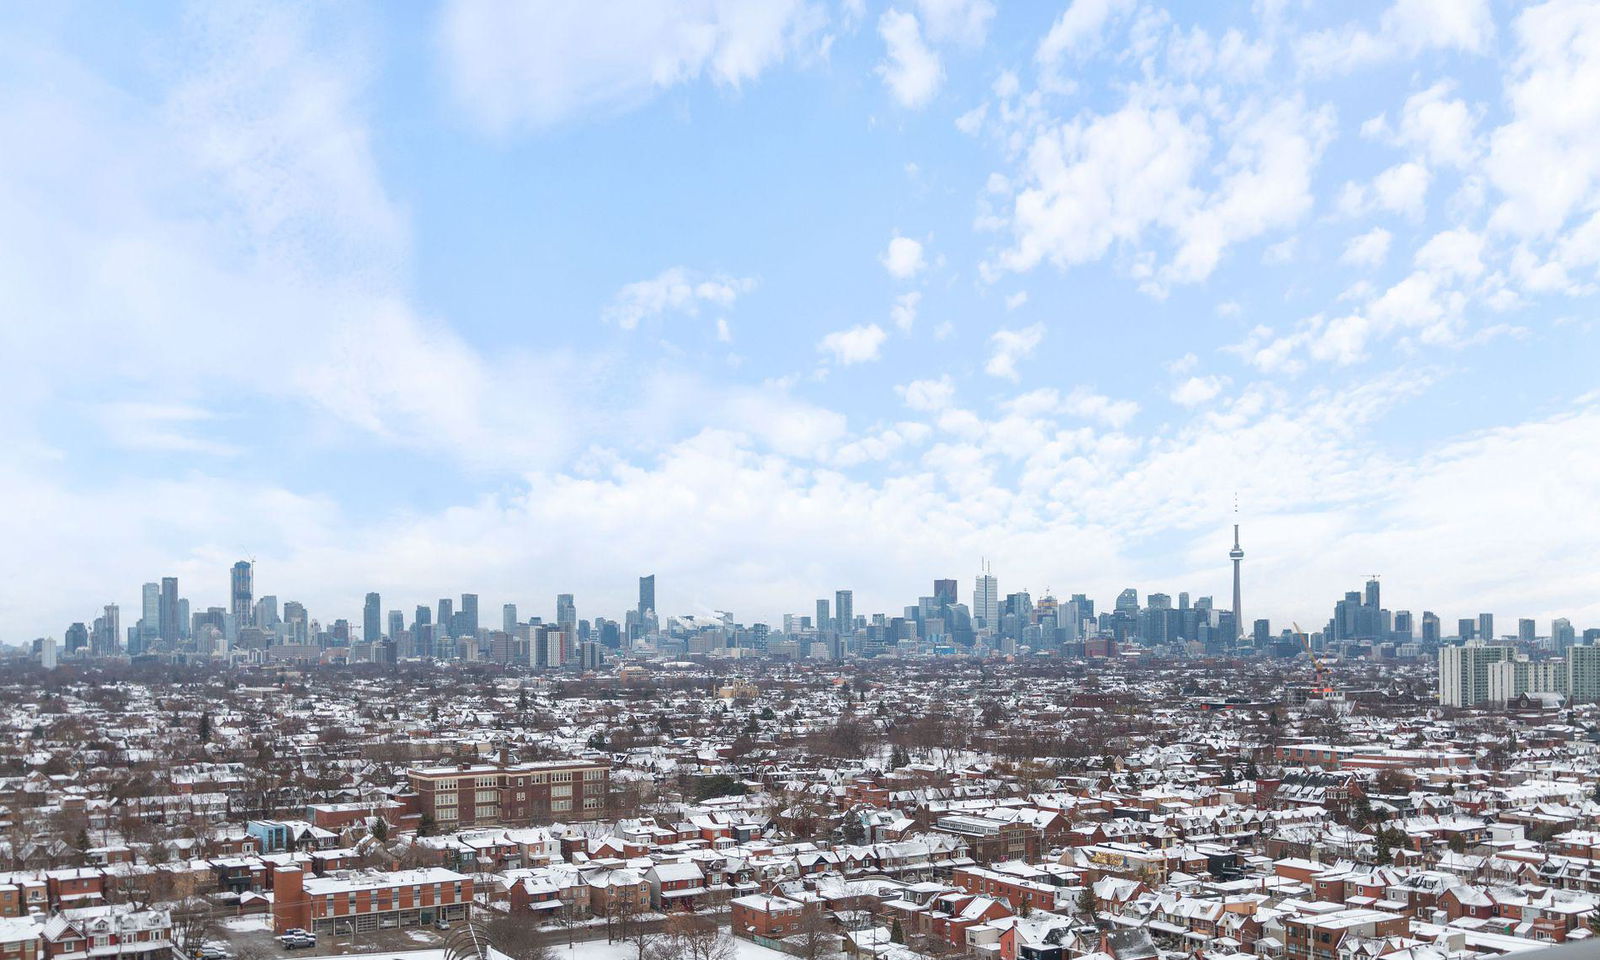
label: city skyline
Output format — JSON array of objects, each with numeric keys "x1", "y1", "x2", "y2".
[
  {"x1": 4, "y1": 1, "x2": 1600, "y2": 642},
  {"x1": 26, "y1": 538, "x2": 1597, "y2": 656}
]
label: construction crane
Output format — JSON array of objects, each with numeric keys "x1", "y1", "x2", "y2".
[{"x1": 1293, "y1": 621, "x2": 1334, "y2": 694}]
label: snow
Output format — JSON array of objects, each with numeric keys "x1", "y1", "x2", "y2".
[
  {"x1": 558, "y1": 937, "x2": 793, "y2": 960},
  {"x1": 220, "y1": 916, "x2": 271, "y2": 933}
]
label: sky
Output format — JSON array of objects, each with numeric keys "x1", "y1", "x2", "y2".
[{"x1": 2, "y1": 0, "x2": 1599, "y2": 643}]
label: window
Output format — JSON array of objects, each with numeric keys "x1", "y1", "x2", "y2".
[
  {"x1": 552, "y1": 785, "x2": 572, "y2": 798},
  {"x1": 584, "y1": 768, "x2": 605, "y2": 781},
  {"x1": 476, "y1": 789, "x2": 498, "y2": 804},
  {"x1": 476, "y1": 776, "x2": 497, "y2": 788},
  {"x1": 552, "y1": 771, "x2": 574, "y2": 783},
  {"x1": 583, "y1": 797, "x2": 602, "y2": 810},
  {"x1": 553, "y1": 800, "x2": 572, "y2": 812}
]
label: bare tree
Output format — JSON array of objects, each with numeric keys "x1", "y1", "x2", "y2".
[
  {"x1": 170, "y1": 901, "x2": 214, "y2": 960},
  {"x1": 793, "y1": 907, "x2": 839, "y2": 960},
  {"x1": 486, "y1": 915, "x2": 556, "y2": 960},
  {"x1": 658, "y1": 915, "x2": 734, "y2": 960}
]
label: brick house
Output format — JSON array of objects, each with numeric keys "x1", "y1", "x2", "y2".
[{"x1": 730, "y1": 894, "x2": 805, "y2": 939}]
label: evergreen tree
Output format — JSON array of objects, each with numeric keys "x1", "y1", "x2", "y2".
[
  {"x1": 1076, "y1": 886, "x2": 1096, "y2": 916},
  {"x1": 198, "y1": 711, "x2": 211, "y2": 743}
]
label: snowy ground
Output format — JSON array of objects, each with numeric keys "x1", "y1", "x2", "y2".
[
  {"x1": 557, "y1": 937, "x2": 792, "y2": 960},
  {"x1": 221, "y1": 916, "x2": 272, "y2": 933}
]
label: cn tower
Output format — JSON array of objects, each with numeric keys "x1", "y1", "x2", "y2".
[{"x1": 1230, "y1": 522, "x2": 1244, "y2": 643}]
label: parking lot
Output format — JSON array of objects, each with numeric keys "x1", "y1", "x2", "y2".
[{"x1": 216, "y1": 916, "x2": 449, "y2": 959}]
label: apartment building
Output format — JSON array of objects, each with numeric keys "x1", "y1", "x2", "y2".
[{"x1": 407, "y1": 759, "x2": 610, "y2": 828}]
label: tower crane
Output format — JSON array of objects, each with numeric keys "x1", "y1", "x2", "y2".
[{"x1": 1293, "y1": 621, "x2": 1333, "y2": 694}]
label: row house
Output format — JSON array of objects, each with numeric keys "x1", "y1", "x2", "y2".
[
  {"x1": 40, "y1": 905, "x2": 171, "y2": 960},
  {"x1": 42, "y1": 872, "x2": 102, "y2": 911},
  {"x1": 504, "y1": 867, "x2": 588, "y2": 918},
  {"x1": 583, "y1": 865, "x2": 651, "y2": 918},
  {"x1": 0, "y1": 876, "x2": 48, "y2": 918},
  {"x1": 645, "y1": 862, "x2": 708, "y2": 912},
  {"x1": 0, "y1": 918, "x2": 39, "y2": 960},
  {"x1": 730, "y1": 894, "x2": 806, "y2": 939},
  {"x1": 922, "y1": 892, "x2": 1013, "y2": 953},
  {"x1": 1282, "y1": 909, "x2": 1407, "y2": 960},
  {"x1": 951, "y1": 866, "x2": 1066, "y2": 913}
]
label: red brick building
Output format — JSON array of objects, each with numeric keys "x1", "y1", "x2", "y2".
[
  {"x1": 730, "y1": 894, "x2": 804, "y2": 939},
  {"x1": 407, "y1": 759, "x2": 610, "y2": 828},
  {"x1": 271, "y1": 865, "x2": 472, "y2": 935}
]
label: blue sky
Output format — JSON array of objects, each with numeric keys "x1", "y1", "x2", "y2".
[{"x1": 2, "y1": 0, "x2": 1599, "y2": 642}]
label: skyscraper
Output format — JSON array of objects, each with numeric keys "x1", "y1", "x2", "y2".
[
  {"x1": 230, "y1": 561, "x2": 254, "y2": 627},
  {"x1": 138, "y1": 582, "x2": 160, "y2": 653},
  {"x1": 1478, "y1": 612, "x2": 1494, "y2": 643},
  {"x1": 933, "y1": 579, "x2": 958, "y2": 607},
  {"x1": 638, "y1": 575, "x2": 656, "y2": 618},
  {"x1": 438, "y1": 598, "x2": 453, "y2": 635},
  {"x1": 502, "y1": 603, "x2": 518, "y2": 634},
  {"x1": 460, "y1": 594, "x2": 479, "y2": 635},
  {"x1": 389, "y1": 609, "x2": 405, "y2": 640},
  {"x1": 1518, "y1": 618, "x2": 1536, "y2": 643},
  {"x1": 815, "y1": 598, "x2": 830, "y2": 633},
  {"x1": 557, "y1": 594, "x2": 576, "y2": 632},
  {"x1": 159, "y1": 576, "x2": 179, "y2": 644},
  {"x1": 973, "y1": 566, "x2": 999, "y2": 629},
  {"x1": 1421, "y1": 611, "x2": 1440, "y2": 645},
  {"x1": 835, "y1": 590, "x2": 854, "y2": 635},
  {"x1": 1229, "y1": 524, "x2": 1244, "y2": 643},
  {"x1": 1554, "y1": 618, "x2": 1576, "y2": 651},
  {"x1": 364, "y1": 592, "x2": 381, "y2": 644}
]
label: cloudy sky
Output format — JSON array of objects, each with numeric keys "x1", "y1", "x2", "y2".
[{"x1": 2, "y1": 0, "x2": 1599, "y2": 642}]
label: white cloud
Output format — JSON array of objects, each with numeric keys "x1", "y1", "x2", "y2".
[
  {"x1": 1297, "y1": 0, "x2": 1495, "y2": 74},
  {"x1": 1372, "y1": 161, "x2": 1431, "y2": 218},
  {"x1": 995, "y1": 91, "x2": 1331, "y2": 287},
  {"x1": 898, "y1": 375, "x2": 955, "y2": 411},
  {"x1": 1058, "y1": 386, "x2": 1139, "y2": 427},
  {"x1": 438, "y1": 0, "x2": 825, "y2": 132},
  {"x1": 603, "y1": 267, "x2": 755, "y2": 330},
  {"x1": 1342, "y1": 228, "x2": 1393, "y2": 268},
  {"x1": 984, "y1": 322, "x2": 1045, "y2": 380},
  {"x1": 1487, "y1": 0, "x2": 1600, "y2": 237},
  {"x1": 94, "y1": 402, "x2": 240, "y2": 457},
  {"x1": 834, "y1": 421, "x2": 933, "y2": 466},
  {"x1": 1170, "y1": 374, "x2": 1229, "y2": 407},
  {"x1": 818, "y1": 323, "x2": 889, "y2": 365},
  {"x1": 1036, "y1": 0, "x2": 1136, "y2": 74},
  {"x1": 914, "y1": 0, "x2": 995, "y2": 46},
  {"x1": 881, "y1": 234, "x2": 927, "y2": 278},
  {"x1": 1395, "y1": 82, "x2": 1480, "y2": 168},
  {"x1": 891, "y1": 291, "x2": 922, "y2": 332},
  {"x1": 1004, "y1": 290, "x2": 1028, "y2": 310},
  {"x1": 955, "y1": 102, "x2": 987, "y2": 135},
  {"x1": 876, "y1": 9, "x2": 943, "y2": 109}
]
